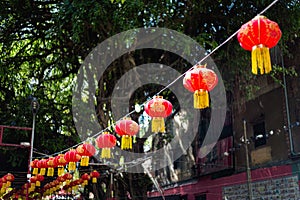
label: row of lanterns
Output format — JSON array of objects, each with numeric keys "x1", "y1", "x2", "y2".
[
  {"x1": 27, "y1": 14, "x2": 281, "y2": 176},
  {"x1": 30, "y1": 12, "x2": 283, "y2": 165},
  {"x1": 6, "y1": 170, "x2": 100, "y2": 199},
  {"x1": 0, "y1": 173, "x2": 14, "y2": 195},
  {"x1": 2, "y1": 14, "x2": 282, "y2": 200},
  {"x1": 29, "y1": 14, "x2": 281, "y2": 167}
]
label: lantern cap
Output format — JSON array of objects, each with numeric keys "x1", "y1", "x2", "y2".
[
  {"x1": 253, "y1": 15, "x2": 267, "y2": 20},
  {"x1": 193, "y1": 63, "x2": 207, "y2": 69}
]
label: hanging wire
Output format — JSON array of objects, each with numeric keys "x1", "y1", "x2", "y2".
[{"x1": 35, "y1": 0, "x2": 280, "y2": 161}]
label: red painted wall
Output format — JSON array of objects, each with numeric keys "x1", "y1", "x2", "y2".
[{"x1": 148, "y1": 165, "x2": 293, "y2": 200}]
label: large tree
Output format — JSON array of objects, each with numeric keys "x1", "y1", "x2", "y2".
[{"x1": 0, "y1": 0, "x2": 299, "y2": 199}]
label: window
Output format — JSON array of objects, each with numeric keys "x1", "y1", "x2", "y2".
[
  {"x1": 195, "y1": 194, "x2": 207, "y2": 200},
  {"x1": 253, "y1": 122, "x2": 266, "y2": 148}
]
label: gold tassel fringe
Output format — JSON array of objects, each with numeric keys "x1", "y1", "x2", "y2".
[
  {"x1": 92, "y1": 177, "x2": 97, "y2": 183},
  {"x1": 121, "y1": 135, "x2": 132, "y2": 150},
  {"x1": 68, "y1": 162, "x2": 76, "y2": 171},
  {"x1": 47, "y1": 168, "x2": 54, "y2": 176},
  {"x1": 251, "y1": 46, "x2": 271, "y2": 74},
  {"x1": 80, "y1": 156, "x2": 89, "y2": 166},
  {"x1": 36, "y1": 181, "x2": 40, "y2": 187},
  {"x1": 58, "y1": 167, "x2": 64, "y2": 176},
  {"x1": 40, "y1": 168, "x2": 46, "y2": 175},
  {"x1": 33, "y1": 168, "x2": 38, "y2": 175},
  {"x1": 101, "y1": 148, "x2": 111, "y2": 159},
  {"x1": 151, "y1": 117, "x2": 165, "y2": 133},
  {"x1": 194, "y1": 90, "x2": 209, "y2": 109}
]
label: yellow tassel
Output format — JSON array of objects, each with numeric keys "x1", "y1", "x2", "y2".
[
  {"x1": 251, "y1": 46, "x2": 271, "y2": 74},
  {"x1": 36, "y1": 181, "x2": 40, "y2": 187},
  {"x1": 85, "y1": 156, "x2": 89, "y2": 166},
  {"x1": 40, "y1": 168, "x2": 46, "y2": 175},
  {"x1": 47, "y1": 168, "x2": 54, "y2": 176},
  {"x1": 68, "y1": 162, "x2": 76, "y2": 171},
  {"x1": 101, "y1": 148, "x2": 111, "y2": 158},
  {"x1": 194, "y1": 90, "x2": 209, "y2": 109},
  {"x1": 30, "y1": 184, "x2": 35, "y2": 191},
  {"x1": 7, "y1": 181, "x2": 11, "y2": 187},
  {"x1": 92, "y1": 177, "x2": 97, "y2": 183},
  {"x1": 58, "y1": 167, "x2": 64, "y2": 176},
  {"x1": 83, "y1": 180, "x2": 88, "y2": 186},
  {"x1": 33, "y1": 168, "x2": 38, "y2": 175},
  {"x1": 151, "y1": 117, "x2": 165, "y2": 133},
  {"x1": 121, "y1": 135, "x2": 132, "y2": 150}
]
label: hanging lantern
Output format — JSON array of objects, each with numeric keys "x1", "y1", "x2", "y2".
[
  {"x1": 90, "y1": 170, "x2": 100, "y2": 183},
  {"x1": 30, "y1": 176, "x2": 37, "y2": 189},
  {"x1": 64, "y1": 149, "x2": 81, "y2": 171},
  {"x1": 46, "y1": 157, "x2": 56, "y2": 177},
  {"x1": 54, "y1": 154, "x2": 67, "y2": 176},
  {"x1": 22, "y1": 183, "x2": 31, "y2": 195},
  {"x1": 30, "y1": 159, "x2": 39, "y2": 175},
  {"x1": 4, "y1": 173, "x2": 14, "y2": 187},
  {"x1": 37, "y1": 159, "x2": 48, "y2": 175},
  {"x1": 115, "y1": 118, "x2": 139, "y2": 150},
  {"x1": 237, "y1": 15, "x2": 282, "y2": 74},
  {"x1": 81, "y1": 173, "x2": 90, "y2": 186},
  {"x1": 76, "y1": 142, "x2": 96, "y2": 167},
  {"x1": 95, "y1": 132, "x2": 117, "y2": 159},
  {"x1": 29, "y1": 176, "x2": 37, "y2": 192},
  {"x1": 144, "y1": 96, "x2": 173, "y2": 133},
  {"x1": 63, "y1": 173, "x2": 73, "y2": 185},
  {"x1": 0, "y1": 178, "x2": 6, "y2": 194},
  {"x1": 57, "y1": 175, "x2": 66, "y2": 185},
  {"x1": 183, "y1": 64, "x2": 218, "y2": 109},
  {"x1": 36, "y1": 174, "x2": 44, "y2": 187}
]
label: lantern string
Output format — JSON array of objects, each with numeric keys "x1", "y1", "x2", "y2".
[
  {"x1": 154, "y1": 0, "x2": 280, "y2": 97},
  {"x1": 259, "y1": 0, "x2": 279, "y2": 15},
  {"x1": 35, "y1": 0, "x2": 279, "y2": 160}
]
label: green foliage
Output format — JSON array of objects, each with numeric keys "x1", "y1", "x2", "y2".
[
  {"x1": 270, "y1": 64, "x2": 298, "y2": 86},
  {"x1": 0, "y1": 0, "x2": 299, "y2": 197}
]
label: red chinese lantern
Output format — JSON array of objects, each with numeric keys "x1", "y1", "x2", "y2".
[
  {"x1": 144, "y1": 96, "x2": 173, "y2": 133},
  {"x1": 57, "y1": 175, "x2": 65, "y2": 183},
  {"x1": 81, "y1": 173, "x2": 90, "y2": 186},
  {"x1": 76, "y1": 142, "x2": 96, "y2": 167},
  {"x1": 115, "y1": 118, "x2": 139, "y2": 150},
  {"x1": 30, "y1": 176, "x2": 37, "y2": 188},
  {"x1": 237, "y1": 15, "x2": 282, "y2": 74},
  {"x1": 30, "y1": 159, "x2": 39, "y2": 175},
  {"x1": 64, "y1": 149, "x2": 81, "y2": 171},
  {"x1": 29, "y1": 176, "x2": 37, "y2": 192},
  {"x1": 0, "y1": 178, "x2": 5, "y2": 193},
  {"x1": 37, "y1": 159, "x2": 48, "y2": 175},
  {"x1": 46, "y1": 157, "x2": 56, "y2": 177},
  {"x1": 4, "y1": 173, "x2": 14, "y2": 187},
  {"x1": 183, "y1": 64, "x2": 218, "y2": 109},
  {"x1": 90, "y1": 170, "x2": 100, "y2": 183},
  {"x1": 95, "y1": 132, "x2": 117, "y2": 159},
  {"x1": 54, "y1": 154, "x2": 67, "y2": 176},
  {"x1": 36, "y1": 174, "x2": 44, "y2": 187},
  {"x1": 22, "y1": 183, "x2": 31, "y2": 195},
  {"x1": 63, "y1": 173, "x2": 73, "y2": 185}
]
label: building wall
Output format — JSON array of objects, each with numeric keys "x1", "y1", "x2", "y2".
[
  {"x1": 148, "y1": 165, "x2": 296, "y2": 200},
  {"x1": 232, "y1": 86, "x2": 290, "y2": 171}
]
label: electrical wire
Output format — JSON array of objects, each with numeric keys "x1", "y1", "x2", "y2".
[{"x1": 34, "y1": 0, "x2": 281, "y2": 161}]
